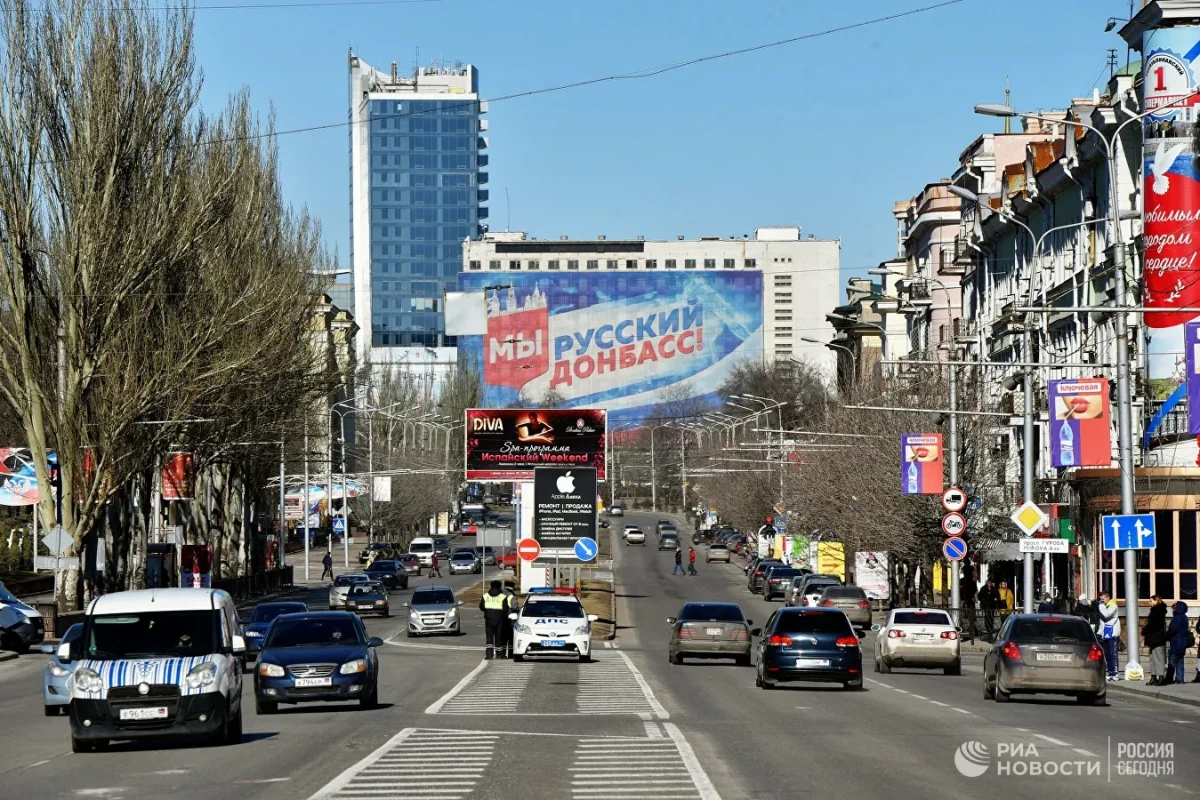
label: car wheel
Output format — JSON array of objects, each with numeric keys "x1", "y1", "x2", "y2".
[
  {"x1": 843, "y1": 680, "x2": 863, "y2": 691},
  {"x1": 736, "y1": 654, "x2": 751, "y2": 667},
  {"x1": 878, "y1": 657, "x2": 891, "y2": 674},
  {"x1": 360, "y1": 683, "x2": 379, "y2": 709},
  {"x1": 671, "y1": 652, "x2": 684, "y2": 666},
  {"x1": 71, "y1": 735, "x2": 91, "y2": 753},
  {"x1": 578, "y1": 653, "x2": 591, "y2": 663},
  {"x1": 944, "y1": 660, "x2": 961, "y2": 676},
  {"x1": 225, "y1": 707, "x2": 243, "y2": 745},
  {"x1": 406, "y1": 630, "x2": 415, "y2": 638},
  {"x1": 761, "y1": 673, "x2": 776, "y2": 690},
  {"x1": 44, "y1": 705, "x2": 59, "y2": 717},
  {"x1": 983, "y1": 675, "x2": 995, "y2": 699},
  {"x1": 256, "y1": 699, "x2": 278, "y2": 715},
  {"x1": 382, "y1": 611, "x2": 390, "y2": 618},
  {"x1": 513, "y1": 654, "x2": 524, "y2": 662},
  {"x1": 993, "y1": 672, "x2": 1011, "y2": 703},
  {"x1": 1076, "y1": 692, "x2": 1103, "y2": 706}
]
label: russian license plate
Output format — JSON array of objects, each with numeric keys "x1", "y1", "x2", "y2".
[
  {"x1": 706, "y1": 627, "x2": 723, "y2": 636},
  {"x1": 1036, "y1": 652, "x2": 1071, "y2": 662},
  {"x1": 796, "y1": 658, "x2": 830, "y2": 668},
  {"x1": 119, "y1": 706, "x2": 168, "y2": 721},
  {"x1": 540, "y1": 639, "x2": 566, "y2": 647},
  {"x1": 913, "y1": 634, "x2": 934, "y2": 641},
  {"x1": 293, "y1": 677, "x2": 332, "y2": 687}
]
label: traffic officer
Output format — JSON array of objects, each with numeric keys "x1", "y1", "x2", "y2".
[
  {"x1": 498, "y1": 585, "x2": 519, "y2": 658},
  {"x1": 479, "y1": 579, "x2": 508, "y2": 660}
]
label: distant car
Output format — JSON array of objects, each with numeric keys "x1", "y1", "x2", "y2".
[
  {"x1": 668, "y1": 602, "x2": 752, "y2": 666},
  {"x1": 608, "y1": 505, "x2": 624, "y2": 517},
  {"x1": 397, "y1": 553, "x2": 422, "y2": 575},
  {"x1": 873, "y1": 608, "x2": 960, "y2": 675},
  {"x1": 762, "y1": 566, "x2": 804, "y2": 601},
  {"x1": 449, "y1": 547, "x2": 481, "y2": 575},
  {"x1": 624, "y1": 527, "x2": 647, "y2": 545},
  {"x1": 242, "y1": 601, "x2": 309, "y2": 660},
  {"x1": 405, "y1": 586, "x2": 464, "y2": 637},
  {"x1": 658, "y1": 533, "x2": 680, "y2": 551},
  {"x1": 42, "y1": 623, "x2": 82, "y2": 715},
  {"x1": 364, "y1": 559, "x2": 410, "y2": 590},
  {"x1": 788, "y1": 574, "x2": 842, "y2": 607},
  {"x1": 599, "y1": 518, "x2": 610, "y2": 529},
  {"x1": 747, "y1": 559, "x2": 784, "y2": 593},
  {"x1": 409, "y1": 538, "x2": 436, "y2": 566},
  {"x1": 358, "y1": 542, "x2": 392, "y2": 564},
  {"x1": 656, "y1": 521, "x2": 674, "y2": 534},
  {"x1": 345, "y1": 581, "x2": 391, "y2": 618},
  {"x1": 0, "y1": 581, "x2": 44, "y2": 653},
  {"x1": 254, "y1": 612, "x2": 383, "y2": 713},
  {"x1": 329, "y1": 574, "x2": 371, "y2": 609},
  {"x1": 705, "y1": 544, "x2": 731, "y2": 563},
  {"x1": 817, "y1": 585, "x2": 872, "y2": 629},
  {"x1": 473, "y1": 546, "x2": 497, "y2": 566},
  {"x1": 692, "y1": 530, "x2": 713, "y2": 545},
  {"x1": 433, "y1": 538, "x2": 452, "y2": 558},
  {"x1": 982, "y1": 614, "x2": 1106, "y2": 705},
  {"x1": 755, "y1": 607, "x2": 864, "y2": 691}
]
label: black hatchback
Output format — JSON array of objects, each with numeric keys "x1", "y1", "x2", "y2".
[
  {"x1": 754, "y1": 607, "x2": 864, "y2": 690},
  {"x1": 364, "y1": 559, "x2": 409, "y2": 590}
]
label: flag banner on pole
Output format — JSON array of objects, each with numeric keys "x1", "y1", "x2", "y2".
[
  {"x1": 900, "y1": 434, "x2": 942, "y2": 495},
  {"x1": 1048, "y1": 378, "x2": 1113, "y2": 468}
]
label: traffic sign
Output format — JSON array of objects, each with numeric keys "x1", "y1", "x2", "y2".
[
  {"x1": 1011, "y1": 502, "x2": 1049, "y2": 536},
  {"x1": 1101, "y1": 513, "x2": 1156, "y2": 550},
  {"x1": 941, "y1": 487, "x2": 967, "y2": 513},
  {"x1": 943, "y1": 536, "x2": 967, "y2": 561},
  {"x1": 941, "y1": 512, "x2": 966, "y2": 537},
  {"x1": 1019, "y1": 538, "x2": 1070, "y2": 554},
  {"x1": 332, "y1": 518, "x2": 346, "y2": 534},
  {"x1": 517, "y1": 538, "x2": 541, "y2": 562},
  {"x1": 574, "y1": 538, "x2": 599, "y2": 561},
  {"x1": 42, "y1": 525, "x2": 71, "y2": 557}
]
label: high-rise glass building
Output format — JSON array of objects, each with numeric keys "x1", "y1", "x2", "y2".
[{"x1": 349, "y1": 52, "x2": 488, "y2": 368}]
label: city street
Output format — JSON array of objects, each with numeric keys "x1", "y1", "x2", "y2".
[{"x1": 0, "y1": 512, "x2": 1197, "y2": 800}]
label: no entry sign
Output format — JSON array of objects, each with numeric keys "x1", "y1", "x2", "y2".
[{"x1": 517, "y1": 538, "x2": 541, "y2": 562}]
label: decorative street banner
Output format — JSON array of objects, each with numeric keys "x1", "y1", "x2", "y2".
[
  {"x1": 181, "y1": 544, "x2": 212, "y2": 588},
  {"x1": 1189, "y1": 321, "x2": 1200, "y2": 434},
  {"x1": 465, "y1": 408, "x2": 607, "y2": 482},
  {"x1": 900, "y1": 434, "x2": 943, "y2": 495},
  {"x1": 457, "y1": 272, "x2": 763, "y2": 423},
  {"x1": 0, "y1": 448, "x2": 56, "y2": 507},
  {"x1": 161, "y1": 452, "x2": 195, "y2": 501},
  {"x1": 855, "y1": 551, "x2": 890, "y2": 600},
  {"x1": 1048, "y1": 378, "x2": 1113, "y2": 468},
  {"x1": 1142, "y1": 26, "x2": 1200, "y2": 402}
]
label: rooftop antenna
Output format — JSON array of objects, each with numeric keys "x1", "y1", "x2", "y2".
[
  {"x1": 414, "y1": 46, "x2": 419, "y2": 75},
  {"x1": 1107, "y1": 48, "x2": 1119, "y2": 80},
  {"x1": 1004, "y1": 73, "x2": 1011, "y2": 134}
]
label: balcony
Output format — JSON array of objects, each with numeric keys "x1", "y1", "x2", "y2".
[{"x1": 937, "y1": 239, "x2": 966, "y2": 277}]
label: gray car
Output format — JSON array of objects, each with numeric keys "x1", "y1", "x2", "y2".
[
  {"x1": 705, "y1": 544, "x2": 731, "y2": 563},
  {"x1": 788, "y1": 574, "x2": 842, "y2": 607},
  {"x1": 449, "y1": 547, "x2": 481, "y2": 574},
  {"x1": 668, "y1": 602, "x2": 753, "y2": 666},
  {"x1": 41, "y1": 623, "x2": 82, "y2": 715},
  {"x1": 405, "y1": 586, "x2": 465, "y2": 637},
  {"x1": 816, "y1": 585, "x2": 872, "y2": 629},
  {"x1": 983, "y1": 614, "x2": 1106, "y2": 705},
  {"x1": 658, "y1": 533, "x2": 680, "y2": 551}
]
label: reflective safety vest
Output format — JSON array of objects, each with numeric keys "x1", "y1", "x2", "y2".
[{"x1": 482, "y1": 592, "x2": 507, "y2": 611}]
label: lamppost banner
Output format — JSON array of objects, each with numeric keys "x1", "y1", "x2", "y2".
[
  {"x1": 900, "y1": 434, "x2": 943, "y2": 495},
  {"x1": 1048, "y1": 378, "x2": 1112, "y2": 468}
]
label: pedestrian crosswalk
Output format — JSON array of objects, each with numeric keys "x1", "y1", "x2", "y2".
[
  {"x1": 436, "y1": 660, "x2": 532, "y2": 715},
  {"x1": 568, "y1": 731, "x2": 707, "y2": 799},
  {"x1": 309, "y1": 729, "x2": 496, "y2": 800},
  {"x1": 576, "y1": 651, "x2": 667, "y2": 718}
]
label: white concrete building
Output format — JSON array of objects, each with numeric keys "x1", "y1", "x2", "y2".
[{"x1": 462, "y1": 226, "x2": 841, "y2": 375}]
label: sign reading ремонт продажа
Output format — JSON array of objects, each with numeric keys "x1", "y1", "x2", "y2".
[
  {"x1": 533, "y1": 466, "x2": 598, "y2": 561},
  {"x1": 465, "y1": 408, "x2": 607, "y2": 482}
]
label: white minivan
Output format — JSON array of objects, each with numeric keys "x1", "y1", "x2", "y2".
[
  {"x1": 65, "y1": 588, "x2": 246, "y2": 752},
  {"x1": 409, "y1": 537, "x2": 436, "y2": 567}
]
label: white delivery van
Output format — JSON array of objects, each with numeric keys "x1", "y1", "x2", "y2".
[
  {"x1": 409, "y1": 537, "x2": 435, "y2": 567},
  {"x1": 65, "y1": 588, "x2": 245, "y2": 752}
]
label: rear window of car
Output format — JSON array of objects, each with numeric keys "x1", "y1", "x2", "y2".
[
  {"x1": 371, "y1": 561, "x2": 396, "y2": 570},
  {"x1": 1009, "y1": 618, "x2": 1096, "y2": 643},
  {"x1": 334, "y1": 575, "x2": 367, "y2": 587},
  {"x1": 710, "y1": 544, "x2": 728, "y2": 551},
  {"x1": 413, "y1": 590, "x2": 455, "y2": 605},
  {"x1": 893, "y1": 611, "x2": 952, "y2": 626},
  {"x1": 678, "y1": 604, "x2": 744, "y2": 622},
  {"x1": 804, "y1": 580, "x2": 840, "y2": 593},
  {"x1": 768, "y1": 569, "x2": 802, "y2": 580},
  {"x1": 774, "y1": 611, "x2": 852, "y2": 634},
  {"x1": 822, "y1": 587, "x2": 867, "y2": 599}
]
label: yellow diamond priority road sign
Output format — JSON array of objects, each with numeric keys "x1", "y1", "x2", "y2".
[{"x1": 1011, "y1": 502, "x2": 1048, "y2": 536}]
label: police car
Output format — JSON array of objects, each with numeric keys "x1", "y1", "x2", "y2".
[
  {"x1": 509, "y1": 588, "x2": 598, "y2": 663},
  {"x1": 0, "y1": 581, "x2": 44, "y2": 653}
]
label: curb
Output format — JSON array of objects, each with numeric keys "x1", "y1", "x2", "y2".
[{"x1": 1105, "y1": 681, "x2": 1200, "y2": 709}]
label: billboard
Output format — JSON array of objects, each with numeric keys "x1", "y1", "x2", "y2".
[
  {"x1": 900, "y1": 434, "x2": 943, "y2": 495},
  {"x1": 1142, "y1": 26, "x2": 1200, "y2": 399},
  {"x1": 457, "y1": 272, "x2": 763, "y2": 423},
  {"x1": 1048, "y1": 378, "x2": 1112, "y2": 467},
  {"x1": 465, "y1": 408, "x2": 606, "y2": 482},
  {"x1": 532, "y1": 466, "x2": 598, "y2": 562}
]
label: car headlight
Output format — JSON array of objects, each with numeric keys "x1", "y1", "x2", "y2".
[
  {"x1": 448, "y1": 608, "x2": 457, "y2": 617},
  {"x1": 185, "y1": 661, "x2": 217, "y2": 690},
  {"x1": 258, "y1": 662, "x2": 285, "y2": 678},
  {"x1": 74, "y1": 667, "x2": 103, "y2": 694},
  {"x1": 514, "y1": 623, "x2": 531, "y2": 634},
  {"x1": 48, "y1": 661, "x2": 71, "y2": 678},
  {"x1": 574, "y1": 624, "x2": 590, "y2": 636},
  {"x1": 246, "y1": 630, "x2": 263, "y2": 638},
  {"x1": 340, "y1": 659, "x2": 368, "y2": 675}
]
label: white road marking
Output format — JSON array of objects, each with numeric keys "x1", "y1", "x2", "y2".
[
  {"x1": 1074, "y1": 748, "x2": 1097, "y2": 757},
  {"x1": 424, "y1": 660, "x2": 487, "y2": 714},
  {"x1": 428, "y1": 661, "x2": 532, "y2": 715},
  {"x1": 73, "y1": 792, "x2": 129, "y2": 797},
  {"x1": 874, "y1": 681, "x2": 893, "y2": 689},
  {"x1": 644, "y1": 721, "x2": 664, "y2": 739},
  {"x1": 26, "y1": 760, "x2": 51, "y2": 769},
  {"x1": 1034, "y1": 734, "x2": 1070, "y2": 747},
  {"x1": 1173, "y1": 720, "x2": 1194, "y2": 724},
  {"x1": 236, "y1": 778, "x2": 292, "y2": 784},
  {"x1": 1014, "y1": 727, "x2": 1030, "y2": 733},
  {"x1": 930, "y1": 701, "x2": 948, "y2": 707},
  {"x1": 951, "y1": 707, "x2": 971, "y2": 715},
  {"x1": 665, "y1": 724, "x2": 722, "y2": 800},
  {"x1": 892, "y1": 688, "x2": 909, "y2": 694},
  {"x1": 610, "y1": 650, "x2": 669, "y2": 719},
  {"x1": 909, "y1": 694, "x2": 927, "y2": 700}
]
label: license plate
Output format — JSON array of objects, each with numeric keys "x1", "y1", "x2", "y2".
[
  {"x1": 913, "y1": 634, "x2": 934, "y2": 641},
  {"x1": 796, "y1": 658, "x2": 830, "y2": 668},
  {"x1": 293, "y1": 677, "x2": 332, "y2": 687},
  {"x1": 540, "y1": 639, "x2": 566, "y2": 647},
  {"x1": 119, "y1": 706, "x2": 168, "y2": 721},
  {"x1": 706, "y1": 627, "x2": 723, "y2": 636},
  {"x1": 1036, "y1": 652, "x2": 1071, "y2": 662}
]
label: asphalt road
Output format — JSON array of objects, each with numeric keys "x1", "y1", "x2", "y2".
[{"x1": 1, "y1": 511, "x2": 1198, "y2": 800}]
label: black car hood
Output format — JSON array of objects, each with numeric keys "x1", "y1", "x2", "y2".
[{"x1": 260, "y1": 644, "x2": 368, "y2": 665}]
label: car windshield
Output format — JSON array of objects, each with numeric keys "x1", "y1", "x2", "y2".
[
  {"x1": 678, "y1": 604, "x2": 744, "y2": 622},
  {"x1": 371, "y1": 561, "x2": 397, "y2": 570},
  {"x1": 453, "y1": 549, "x2": 476, "y2": 558},
  {"x1": 523, "y1": 600, "x2": 584, "y2": 618},
  {"x1": 823, "y1": 587, "x2": 867, "y2": 599},
  {"x1": 893, "y1": 611, "x2": 952, "y2": 626},
  {"x1": 85, "y1": 611, "x2": 216, "y2": 659},
  {"x1": 252, "y1": 603, "x2": 306, "y2": 623},
  {"x1": 805, "y1": 581, "x2": 840, "y2": 593},
  {"x1": 774, "y1": 611, "x2": 852, "y2": 635},
  {"x1": 410, "y1": 542, "x2": 433, "y2": 553},
  {"x1": 266, "y1": 618, "x2": 363, "y2": 647},
  {"x1": 0, "y1": 584, "x2": 21, "y2": 604},
  {"x1": 1009, "y1": 618, "x2": 1095, "y2": 643},
  {"x1": 413, "y1": 590, "x2": 455, "y2": 605}
]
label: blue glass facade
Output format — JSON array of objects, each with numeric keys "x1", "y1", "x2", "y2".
[{"x1": 367, "y1": 97, "x2": 483, "y2": 348}]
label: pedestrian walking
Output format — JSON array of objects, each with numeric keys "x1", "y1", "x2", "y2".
[
  {"x1": 1097, "y1": 591, "x2": 1121, "y2": 680},
  {"x1": 998, "y1": 581, "x2": 1014, "y2": 620},
  {"x1": 1143, "y1": 595, "x2": 1169, "y2": 686},
  {"x1": 429, "y1": 552, "x2": 442, "y2": 578},
  {"x1": 959, "y1": 567, "x2": 978, "y2": 640},
  {"x1": 1193, "y1": 615, "x2": 1200, "y2": 683},
  {"x1": 672, "y1": 547, "x2": 684, "y2": 575},
  {"x1": 1167, "y1": 601, "x2": 1190, "y2": 685},
  {"x1": 479, "y1": 580, "x2": 508, "y2": 660},
  {"x1": 979, "y1": 580, "x2": 1000, "y2": 636},
  {"x1": 688, "y1": 547, "x2": 698, "y2": 576},
  {"x1": 321, "y1": 550, "x2": 334, "y2": 582},
  {"x1": 1036, "y1": 592, "x2": 1056, "y2": 614}
]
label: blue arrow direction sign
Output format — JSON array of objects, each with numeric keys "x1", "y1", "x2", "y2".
[
  {"x1": 1101, "y1": 513, "x2": 1156, "y2": 550},
  {"x1": 574, "y1": 537, "x2": 598, "y2": 561},
  {"x1": 332, "y1": 518, "x2": 346, "y2": 534},
  {"x1": 943, "y1": 536, "x2": 967, "y2": 561}
]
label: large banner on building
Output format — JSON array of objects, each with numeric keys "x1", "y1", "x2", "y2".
[
  {"x1": 1048, "y1": 378, "x2": 1112, "y2": 467},
  {"x1": 457, "y1": 272, "x2": 763, "y2": 423},
  {"x1": 1142, "y1": 27, "x2": 1200, "y2": 399},
  {"x1": 900, "y1": 434, "x2": 943, "y2": 495},
  {"x1": 465, "y1": 408, "x2": 607, "y2": 482}
]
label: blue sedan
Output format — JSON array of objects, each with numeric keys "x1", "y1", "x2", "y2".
[
  {"x1": 254, "y1": 612, "x2": 383, "y2": 714},
  {"x1": 754, "y1": 607, "x2": 865, "y2": 690},
  {"x1": 241, "y1": 601, "x2": 309, "y2": 661}
]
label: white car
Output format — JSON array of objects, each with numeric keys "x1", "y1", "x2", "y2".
[
  {"x1": 510, "y1": 592, "x2": 598, "y2": 662},
  {"x1": 623, "y1": 526, "x2": 646, "y2": 545},
  {"x1": 873, "y1": 607, "x2": 961, "y2": 675},
  {"x1": 608, "y1": 505, "x2": 624, "y2": 517},
  {"x1": 328, "y1": 574, "x2": 371, "y2": 609},
  {"x1": 409, "y1": 537, "x2": 436, "y2": 567}
]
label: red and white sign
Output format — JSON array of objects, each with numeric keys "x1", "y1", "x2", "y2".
[
  {"x1": 517, "y1": 538, "x2": 541, "y2": 562},
  {"x1": 941, "y1": 487, "x2": 967, "y2": 513},
  {"x1": 941, "y1": 512, "x2": 966, "y2": 537}
]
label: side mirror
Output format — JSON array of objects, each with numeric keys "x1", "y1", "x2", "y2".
[
  {"x1": 871, "y1": 623, "x2": 881, "y2": 632},
  {"x1": 367, "y1": 636, "x2": 384, "y2": 647},
  {"x1": 507, "y1": 612, "x2": 518, "y2": 621},
  {"x1": 41, "y1": 643, "x2": 55, "y2": 654},
  {"x1": 457, "y1": 600, "x2": 465, "y2": 606},
  {"x1": 402, "y1": 603, "x2": 409, "y2": 608},
  {"x1": 745, "y1": 620, "x2": 753, "y2": 627},
  {"x1": 667, "y1": 616, "x2": 677, "y2": 625},
  {"x1": 587, "y1": 614, "x2": 599, "y2": 622},
  {"x1": 750, "y1": 628, "x2": 762, "y2": 638},
  {"x1": 57, "y1": 641, "x2": 73, "y2": 664},
  {"x1": 231, "y1": 634, "x2": 247, "y2": 654}
]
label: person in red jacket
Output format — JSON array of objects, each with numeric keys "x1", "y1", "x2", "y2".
[
  {"x1": 429, "y1": 551, "x2": 442, "y2": 578},
  {"x1": 688, "y1": 546, "x2": 698, "y2": 575}
]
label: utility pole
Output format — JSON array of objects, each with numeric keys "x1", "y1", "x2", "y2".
[
  {"x1": 279, "y1": 441, "x2": 287, "y2": 568},
  {"x1": 303, "y1": 421, "x2": 310, "y2": 581},
  {"x1": 368, "y1": 415, "x2": 374, "y2": 543},
  {"x1": 1022, "y1": 325, "x2": 1036, "y2": 614},
  {"x1": 948, "y1": 363, "x2": 960, "y2": 625},
  {"x1": 679, "y1": 432, "x2": 686, "y2": 514}
]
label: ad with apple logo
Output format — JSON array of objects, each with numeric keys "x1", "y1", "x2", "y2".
[{"x1": 533, "y1": 466, "x2": 598, "y2": 558}]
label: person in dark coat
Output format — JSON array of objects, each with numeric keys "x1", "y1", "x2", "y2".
[
  {"x1": 1036, "y1": 592, "x2": 1056, "y2": 614},
  {"x1": 1143, "y1": 595, "x2": 1169, "y2": 686},
  {"x1": 979, "y1": 580, "x2": 1000, "y2": 636},
  {"x1": 1167, "y1": 601, "x2": 1190, "y2": 684}
]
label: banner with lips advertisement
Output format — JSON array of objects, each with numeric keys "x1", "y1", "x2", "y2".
[
  {"x1": 1048, "y1": 378, "x2": 1112, "y2": 468},
  {"x1": 465, "y1": 408, "x2": 607, "y2": 482},
  {"x1": 900, "y1": 434, "x2": 942, "y2": 496},
  {"x1": 1142, "y1": 27, "x2": 1200, "y2": 400},
  {"x1": 457, "y1": 272, "x2": 763, "y2": 423}
]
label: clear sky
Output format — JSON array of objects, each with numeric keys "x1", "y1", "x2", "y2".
[{"x1": 191, "y1": 0, "x2": 1134, "y2": 289}]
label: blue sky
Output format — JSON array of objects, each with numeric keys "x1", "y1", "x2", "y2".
[{"x1": 193, "y1": 0, "x2": 1133, "y2": 288}]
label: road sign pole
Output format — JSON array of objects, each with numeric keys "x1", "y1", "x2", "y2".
[
  {"x1": 948, "y1": 364, "x2": 960, "y2": 626},
  {"x1": 1021, "y1": 325, "x2": 1035, "y2": 614}
]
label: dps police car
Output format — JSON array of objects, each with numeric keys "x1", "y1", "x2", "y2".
[{"x1": 509, "y1": 588, "x2": 598, "y2": 663}]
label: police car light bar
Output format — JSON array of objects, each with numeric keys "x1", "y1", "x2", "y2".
[{"x1": 528, "y1": 587, "x2": 577, "y2": 595}]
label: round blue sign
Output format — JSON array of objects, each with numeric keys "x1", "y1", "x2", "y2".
[
  {"x1": 943, "y1": 536, "x2": 967, "y2": 561},
  {"x1": 574, "y1": 538, "x2": 599, "y2": 561}
]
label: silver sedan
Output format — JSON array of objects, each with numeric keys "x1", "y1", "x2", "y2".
[{"x1": 42, "y1": 623, "x2": 82, "y2": 715}]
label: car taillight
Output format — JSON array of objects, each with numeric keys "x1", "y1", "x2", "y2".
[
  {"x1": 887, "y1": 630, "x2": 906, "y2": 639},
  {"x1": 820, "y1": 600, "x2": 835, "y2": 607},
  {"x1": 835, "y1": 635, "x2": 859, "y2": 647},
  {"x1": 940, "y1": 630, "x2": 958, "y2": 640},
  {"x1": 1087, "y1": 644, "x2": 1104, "y2": 662},
  {"x1": 767, "y1": 634, "x2": 793, "y2": 646},
  {"x1": 730, "y1": 628, "x2": 750, "y2": 641},
  {"x1": 1000, "y1": 641, "x2": 1022, "y2": 661},
  {"x1": 677, "y1": 625, "x2": 695, "y2": 638},
  {"x1": 857, "y1": 600, "x2": 870, "y2": 609}
]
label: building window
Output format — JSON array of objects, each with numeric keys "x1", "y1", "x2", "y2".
[
  {"x1": 665, "y1": 259, "x2": 676, "y2": 269},
  {"x1": 775, "y1": 315, "x2": 793, "y2": 322},
  {"x1": 528, "y1": 260, "x2": 540, "y2": 270},
  {"x1": 723, "y1": 258, "x2": 735, "y2": 269},
  {"x1": 704, "y1": 259, "x2": 716, "y2": 269},
  {"x1": 606, "y1": 259, "x2": 618, "y2": 270},
  {"x1": 684, "y1": 259, "x2": 696, "y2": 269},
  {"x1": 745, "y1": 259, "x2": 757, "y2": 268},
  {"x1": 548, "y1": 260, "x2": 560, "y2": 270},
  {"x1": 509, "y1": 260, "x2": 521, "y2": 270},
  {"x1": 587, "y1": 260, "x2": 599, "y2": 270},
  {"x1": 489, "y1": 260, "x2": 501, "y2": 270},
  {"x1": 469, "y1": 260, "x2": 481, "y2": 270},
  {"x1": 646, "y1": 259, "x2": 657, "y2": 269},
  {"x1": 568, "y1": 260, "x2": 580, "y2": 270},
  {"x1": 626, "y1": 259, "x2": 638, "y2": 269},
  {"x1": 774, "y1": 275, "x2": 792, "y2": 284},
  {"x1": 775, "y1": 291, "x2": 792, "y2": 297}
]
